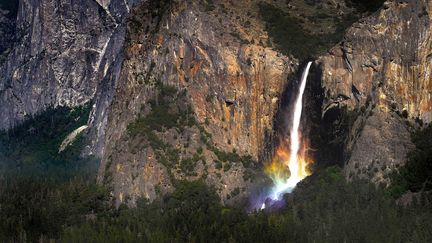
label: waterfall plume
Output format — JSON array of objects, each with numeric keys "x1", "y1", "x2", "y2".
[{"x1": 264, "y1": 61, "x2": 313, "y2": 202}]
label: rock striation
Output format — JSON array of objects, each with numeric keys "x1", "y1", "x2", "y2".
[
  {"x1": 99, "y1": 0, "x2": 296, "y2": 206},
  {"x1": 0, "y1": 3, "x2": 17, "y2": 64},
  {"x1": 318, "y1": 0, "x2": 432, "y2": 184},
  {"x1": 0, "y1": 0, "x2": 140, "y2": 156}
]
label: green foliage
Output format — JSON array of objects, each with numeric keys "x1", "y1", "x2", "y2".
[
  {"x1": 207, "y1": 143, "x2": 256, "y2": 169},
  {"x1": 1, "y1": 167, "x2": 432, "y2": 242},
  {"x1": 223, "y1": 162, "x2": 231, "y2": 172},
  {"x1": 155, "y1": 184, "x2": 162, "y2": 195},
  {"x1": 0, "y1": 103, "x2": 103, "y2": 241},
  {"x1": 258, "y1": 2, "x2": 358, "y2": 59},
  {"x1": 0, "y1": 177, "x2": 110, "y2": 242},
  {"x1": 243, "y1": 168, "x2": 255, "y2": 182},
  {"x1": 129, "y1": 101, "x2": 179, "y2": 133},
  {"x1": 0, "y1": 103, "x2": 97, "y2": 178},
  {"x1": 0, "y1": 104, "x2": 109, "y2": 242},
  {"x1": 215, "y1": 160, "x2": 223, "y2": 169},
  {"x1": 126, "y1": 84, "x2": 196, "y2": 174},
  {"x1": 388, "y1": 124, "x2": 432, "y2": 197},
  {"x1": 61, "y1": 167, "x2": 432, "y2": 242},
  {"x1": 322, "y1": 165, "x2": 345, "y2": 182},
  {"x1": 62, "y1": 180, "x2": 224, "y2": 242},
  {"x1": 127, "y1": 82, "x2": 256, "y2": 179},
  {"x1": 127, "y1": 83, "x2": 196, "y2": 137},
  {"x1": 180, "y1": 153, "x2": 203, "y2": 176}
]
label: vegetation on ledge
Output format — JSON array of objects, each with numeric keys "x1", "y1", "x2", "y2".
[
  {"x1": 0, "y1": 103, "x2": 97, "y2": 178},
  {"x1": 258, "y1": 2, "x2": 359, "y2": 59},
  {"x1": 126, "y1": 82, "x2": 257, "y2": 179},
  {"x1": 387, "y1": 124, "x2": 432, "y2": 198}
]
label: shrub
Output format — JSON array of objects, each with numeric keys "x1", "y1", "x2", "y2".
[
  {"x1": 223, "y1": 163, "x2": 231, "y2": 172},
  {"x1": 0, "y1": 103, "x2": 96, "y2": 178},
  {"x1": 387, "y1": 124, "x2": 432, "y2": 197},
  {"x1": 258, "y1": 2, "x2": 359, "y2": 59}
]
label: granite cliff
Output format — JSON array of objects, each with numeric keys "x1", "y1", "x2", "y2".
[
  {"x1": 99, "y1": 0, "x2": 297, "y2": 205},
  {"x1": 1, "y1": 0, "x2": 431, "y2": 206},
  {"x1": 318, "y1": 0, "x2": 432, "y2": 184},
  {"x1": 0, "y1": 0, "x2": 139, "y2": 156}
]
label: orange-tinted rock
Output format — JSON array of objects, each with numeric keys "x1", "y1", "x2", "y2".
[
  {"x1": 100, "y1": 1, "x2": 296, "y2": 206},
  {"x1": 319, "y1": 0, "x2": 432, "y2": 183}
]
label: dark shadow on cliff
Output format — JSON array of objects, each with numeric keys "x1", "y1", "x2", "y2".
[
  {"x1": 258, "y1": 0, "x2": 385, "y2": 60},
  {"x1": 0, "y1": 104, "x2": 99, "y2": 180},
  {"x1": 0, "y1": 0, "x2": 19, "y2": 18},
  {"x1": 261, "y1": 61, "x2": 304, "y2": 163},
  {"x1": 303, "y1": 62, "x2": 346, "y2": 170}
]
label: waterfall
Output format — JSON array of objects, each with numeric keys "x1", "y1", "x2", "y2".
[
  {"x1": 270, "y1": 61, "x2": 313, "y2": 200},
  {"x1": 286, "y1": 61, "x2": 312, "y2": 184}
]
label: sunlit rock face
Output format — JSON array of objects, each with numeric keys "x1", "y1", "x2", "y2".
[
  {"x1": 318, "y1": 0, "x2": 432, "y2": 184},
  {"x1": 0, "y1": 0, "x2": 139, "y2": 155},
  {"x1": 100, "y1": 0, "x2": 296, "y2": 206}
]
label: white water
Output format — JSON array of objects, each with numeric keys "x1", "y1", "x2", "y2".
[{"x1": 270, "y1": 61, "x2": 313, "y2": 200}]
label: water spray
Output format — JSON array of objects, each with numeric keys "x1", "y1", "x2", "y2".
[{"x1": 262, "y1": 61, "x2": 313, "y2": 208}]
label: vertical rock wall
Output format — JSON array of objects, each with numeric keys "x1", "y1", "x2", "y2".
[
  {"x1": 100, "y1": 1, "x2": 296, "y2": 205},
  {"x1": 0, "y1": 0, "x2": 140, "y2": 156},
  {"x1": 318, "y1": 0, "x2": 432, "y2": 183}
]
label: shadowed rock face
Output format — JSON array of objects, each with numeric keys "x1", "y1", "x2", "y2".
[
  {"x1": 0, "y1": 1, "x2": 17, "y2": 63},
  {"x1": 318, "y1": 0, "x2": 432, "y2": 183},
  {"x1": 0, "y1": 0, "x2": 140, "y2": 156}
]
